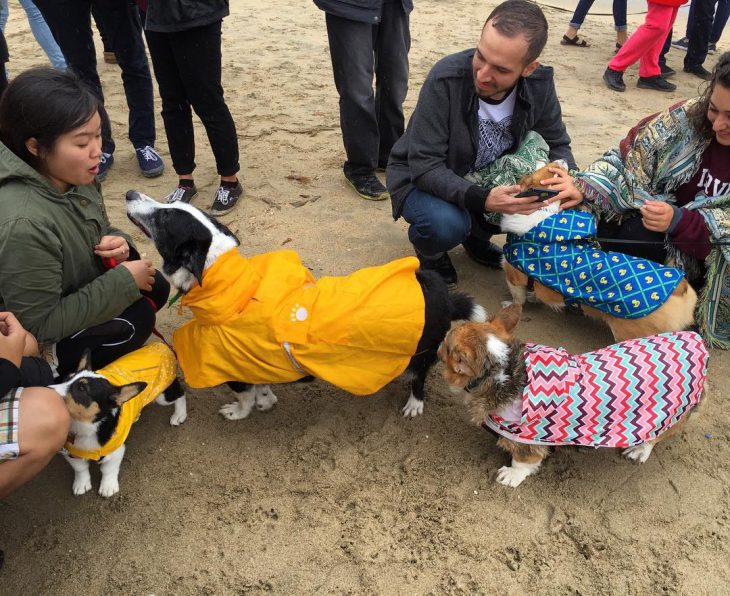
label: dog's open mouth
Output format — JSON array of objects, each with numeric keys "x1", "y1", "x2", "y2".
[{"x1": 126, "y1": 214, "x2": 151, "y2": 239}]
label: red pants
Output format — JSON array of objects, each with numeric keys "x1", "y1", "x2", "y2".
[{"x1": 608, "y1": 3, "x2": 680, "y2": 77}]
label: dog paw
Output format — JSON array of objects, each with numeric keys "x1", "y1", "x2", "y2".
[
  {"x1": 401, "y1": 394, "x2": 424, "y2": 417},
  {"x1": 169, "y1": 397, "x2": 188, "y2": 426},
  {"x1": 219, "y1": 401, "x2": 252, "y2": 420},
  {"x1": 622, "y1": 443, "x2": 653, "y2": 464},
  {"x1": 500, "y1": 300, "x2": 514, "y2": 309},
  {"x1": 496, "y1": 465, "x2": 529, "y2": 488},
  {"x1": 98, "y1": 478, "x2": 120, "y2": 498},
  {"x1": 72, "y1": 474, "x2": 92, "y2": 496},
  {"x1": 255, "y1": 386, "x2": 278, "y2": 411}
]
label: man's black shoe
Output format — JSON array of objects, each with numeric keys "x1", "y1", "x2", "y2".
[
  {"x1": 345, "y1": 173, "x2": 389, "y2": 201},
  {"x1": 660, "y1": 64, "x2": 676, "y2": 78},
  {"x1": 603, "y1": 67, "x2": 626, "y2": 92},
  {"x1": 683, "y1": 64, "x2": 712, "y2": 81},
  {"x1": 636, "y1": 75, "x2": 677, "y2": 93},
  {"x1": 637, "y1": 75, "x2": 677, "y2": 92},
  {"x1": 417, "y1": 251, "x2": 457, "y2": 287},
  {"x1": 462, "y1": 236, "x2": 503, "y2": 269}
]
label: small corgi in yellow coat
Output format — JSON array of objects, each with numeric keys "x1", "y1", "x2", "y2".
[
  {"x1": 50, "y1": 343, "x2": 186, "y2": 497},
  {"x1": 126, "y1": 192, "x2": 487, "y2": 420}
]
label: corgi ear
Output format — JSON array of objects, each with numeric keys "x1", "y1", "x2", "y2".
[
  {"x1": 77, "y1": 349, "x2": 93, "y2": 372},
  {"x1": 113, "y1": 382, "x2": 147, "y2": 406},
  {"x1": 491, "y1": 303, "x2": 522, "y2": 335}
]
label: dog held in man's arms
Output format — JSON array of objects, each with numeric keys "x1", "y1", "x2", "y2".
[{"x1": 125, "y1": 190, "x2": 486, "y2": 419}]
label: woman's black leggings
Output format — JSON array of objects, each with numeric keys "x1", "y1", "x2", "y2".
[{"x1": 55, "y1": 271, "x2": 170, "y2": 377}]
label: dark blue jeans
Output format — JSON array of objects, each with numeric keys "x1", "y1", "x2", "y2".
[
  {"x1": 684, "y1": 0, "x2": 729, "y2": 42},
  {"x1": 325, "y1": 1, "x2": 410, "y2": 177},
  {"x1": 685, "y1": 0, "x2": 717, "y2": 69},
  {"x1": 401, "y1": 188, "x2": 473, "y2": 257},
  {"x1": 569, "y1": 0, "x2": 628, "y2": 30},
  {"x1": 34, "y1": 0, "x2": 156, "y2": 154}
]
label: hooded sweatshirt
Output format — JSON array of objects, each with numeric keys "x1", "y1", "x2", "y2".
[
  {"x1": 0, "y1": 142, "x2": 140, "y2": 343},
  {"x1": 174, "y1": 249, "x2": 425, "y2": 396}
]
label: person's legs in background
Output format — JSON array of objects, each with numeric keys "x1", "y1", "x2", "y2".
[
  {"x1": 145, "y1": 21, "x2": 242, "y2": 215},
  {"x1": 562, "y1": 0, "x2": 596, "y2": 45},
  {"x1": 325, "y1": 12, "x2": 388, "y2": 201},
  {"x1": 606, "y1": 3, "x2": 677, "y2": 91},
  {"x1": 91, "y1": 0, "x2": 115, "y2": 63},
  {"x1": 373, "y1": 0, "x2": 410, "y2": 170},
  {"x1": 18, "y1": 0, "x2": 66, "y2": 70},
  {"x1": 710, "y1": 0, "x2": 729, "y2": 49},
  {"x1": 613, "y1": 0, "x2": 628, "y2": 47},
  {"x1": 684, "y1": 0, "x2": 716, "y2": 78},
  {"x1": 94, "y1": 0, "x2": 163, "y2": 177}
]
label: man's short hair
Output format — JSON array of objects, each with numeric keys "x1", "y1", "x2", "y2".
[{"x1": 484, "y1": 0, "x2": 548, "y2": 64}]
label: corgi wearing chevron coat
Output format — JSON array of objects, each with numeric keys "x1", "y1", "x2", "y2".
[{"x1": 438, "y1": 304, "x2": 709, "y2": 487}]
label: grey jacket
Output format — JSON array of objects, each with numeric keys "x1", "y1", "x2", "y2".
[
  {"x1": 386, "y1": 49, "x2": 576, "y2": 219},
  {"x1": 313, "y1": 0, "x2": 412, "y2": 24}
]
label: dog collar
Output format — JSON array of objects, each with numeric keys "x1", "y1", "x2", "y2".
[{"x1": 465, "y1": 368, "x2": 492, "y2": 393}]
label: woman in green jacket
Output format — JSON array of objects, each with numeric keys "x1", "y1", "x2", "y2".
[{"x1": 0, "y1": 68, "x2": 170, "y2": 376}]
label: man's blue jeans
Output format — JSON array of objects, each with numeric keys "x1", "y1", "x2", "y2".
[
  {"x1": 0, "y1": 0, "x2": 66, "y2": 70},
  {"x1": 401, "y1": 188, "x2": 473, "y2": 257}
]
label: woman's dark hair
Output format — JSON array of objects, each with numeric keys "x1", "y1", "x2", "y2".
[
  {"x1": 484, "y1": 0, "x2": 548, "y2": 65},
  {"x1": 688, "y1": 52, "x2": 730, "y2": 138},
  {"x1": 0, "y1": 67, "x2": 100, "y2": 169}
]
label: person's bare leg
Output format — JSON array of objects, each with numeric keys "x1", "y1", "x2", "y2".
[{"x1": 0, "y1": 388, "x2": 69, "y2": 498}]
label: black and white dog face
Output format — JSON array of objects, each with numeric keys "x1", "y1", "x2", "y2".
[{"x1": 125, "y1": 190, "x2": 240, "y2": 292}]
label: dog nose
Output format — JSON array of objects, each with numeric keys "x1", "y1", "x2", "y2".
[{"x1": 126, "y1": 190, "x2": 140, "y2": 202}]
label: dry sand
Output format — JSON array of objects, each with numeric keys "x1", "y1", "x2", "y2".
[{"x1": 1, "y1": 1, "x2": 729, "y2": 593}]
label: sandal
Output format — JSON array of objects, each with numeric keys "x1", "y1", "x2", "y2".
[
  {"x1": 561, "y1": 34, "x2": 589, "y2": 47},
  {"x1": 614, "y1": 42, "x2": 623, "y2": 54}
]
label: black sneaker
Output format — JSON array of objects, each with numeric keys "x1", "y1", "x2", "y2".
[
  {"x1": 210, "y1": 181, "x2": 243, "y2": 216},
  {"x1": 660, "y1": 64, "x2": 676, "y2": 78},
  {"x1": 708, "y1": 42, "x2": 717, "y2": 55},
  {"x1": 683, "y1": 64, "x2": 712, "y2": 81},
  {"x1": 637, "y1": 75, "x2": 677, "y2": 92},
  {"x1": 417, "y1": 251, "x2": 457, "y2": 287},
  {"x1": 603, "y1": 67, "x2": 626, "y2": 92},
  {"x1": 345, "y1": 173, "x2": 389, "y2": 201},
  {"x1": 462, "y1": 236, "x2": 503, "y2": 269},
  {"x1": 165, "y1": 184, "x2": 198, "y2": 204}
]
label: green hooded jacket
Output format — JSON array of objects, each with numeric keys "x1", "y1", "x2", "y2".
[{"x1": 0, "y1": 142, "x2": 141, "y2": 343}]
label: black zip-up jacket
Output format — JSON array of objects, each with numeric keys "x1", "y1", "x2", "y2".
[
  {"x1": 386, "y1": 49, "x2": 576, "y2": 219},
  {"x1": 143, "y1": 0, "x2": 229, "y2": 33},
  {"x1": 313, "y1": 0, "x2": 412, "y2": 24}
]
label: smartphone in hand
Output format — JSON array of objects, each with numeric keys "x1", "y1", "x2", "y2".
[{"x1": 514, "y1": 187, "x2": 560, "y2": 201}]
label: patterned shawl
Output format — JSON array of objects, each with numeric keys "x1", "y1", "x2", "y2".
[{"x1": 574, "y1": 98, "x2": 730, "y2": 348}]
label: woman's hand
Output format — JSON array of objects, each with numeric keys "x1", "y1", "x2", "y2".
[
  {"x1": 539, "y1": 167, "x2": 584, "y2": 210},
  {"x1": 120, "y1": 259, "x2": 156, "y2": 292},
  {"x1": 0, "y1": 312, "x2": 29, "y2": 367},
  {"x1": 95, "y1": 235, "x2": 131, "y2": 263},
  {"x1": 640, "y1": 200, "x2": 674, "y2": 233}
]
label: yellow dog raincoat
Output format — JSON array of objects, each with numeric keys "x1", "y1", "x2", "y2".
[
  {"x1": 174, "y1": 249, "x2": 425, "y2": 395},
  {"x1": 64, "y1": 343, "x2": 178, "y2": 460}
]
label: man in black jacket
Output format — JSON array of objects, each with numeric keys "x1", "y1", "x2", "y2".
[
  {"x1": 387, "y1": 0, "x2": 576, "y2": 286},
  {"x1": 314, "y1": 0, "x2": 412, "y2": 201}
]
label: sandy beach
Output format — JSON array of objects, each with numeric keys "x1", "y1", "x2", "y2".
[{"x1": 1, "y1": 1, "x2": 729, "y2": 593}]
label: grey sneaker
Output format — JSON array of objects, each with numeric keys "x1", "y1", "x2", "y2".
[
  {"x1": 165, "y1": 184, "x2": 198, "y2": 204},
  {"x1": 210, "y1": 181, "x2": 243, "y2": 216}
]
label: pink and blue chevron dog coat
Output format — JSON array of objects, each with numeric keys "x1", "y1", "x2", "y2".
[{"x1": 484, "y1": 332, "x2": 708, "y2": 447}]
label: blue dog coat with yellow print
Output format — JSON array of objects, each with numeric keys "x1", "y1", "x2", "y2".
[{"x1": 504, "y1": 211, "x2": 684, "y2": 318}]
